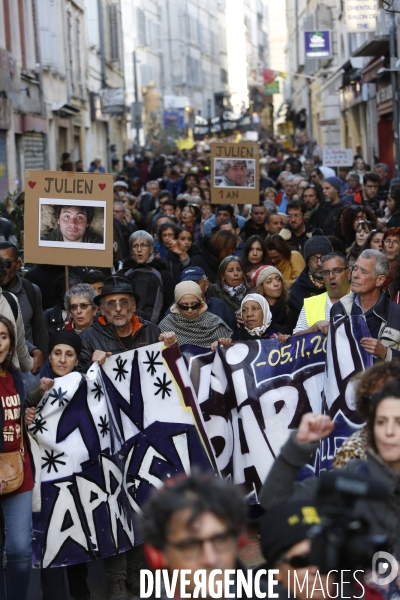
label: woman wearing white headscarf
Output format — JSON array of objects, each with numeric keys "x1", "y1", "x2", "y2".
[
  {"x1": 232, "y1": 293, "x2": 289, "y2": 341},
  {"x1": 159, "y1": 281, "x2": 232, "y2": 347}
]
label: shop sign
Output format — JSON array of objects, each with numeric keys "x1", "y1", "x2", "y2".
[{"x1": 304, "y1": 31, "x2": 332, "y2": 58}]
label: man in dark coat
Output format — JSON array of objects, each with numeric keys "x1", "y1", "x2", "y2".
[
  {"x1": 79, "y1": 276, "x2": 176, "y2": 599},
  {"x1": 315, "y1": 177, "x2": 352, "y2": 235},
  {"x1": 289, "y1": 234, "x2": 333, "y2": 315}
]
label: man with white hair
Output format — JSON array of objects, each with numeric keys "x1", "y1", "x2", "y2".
[
  {"x1": 331, "y1": 249, "x2": 400, "y2": 361},
  {"x1": 277, "y1": 174, "x2": 297, "y2": 213}
]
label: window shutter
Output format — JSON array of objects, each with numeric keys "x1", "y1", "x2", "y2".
[
  {"x1": 86, "y1": 0, "x2": 100, "y2": 49},
  {"x1": 108, "y1": 4, "x2": 119, "y2": 61}
]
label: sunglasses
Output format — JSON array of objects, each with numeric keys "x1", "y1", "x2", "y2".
[
  {"x1": 70, "y1": 302, "x2": 92, "y2": 311},
  {"x1": 177, "y1": 301, "x2": 202, "y2": 311},
  {"x1": 3, "y1": 259, "x2": 18, "y2": 269}
]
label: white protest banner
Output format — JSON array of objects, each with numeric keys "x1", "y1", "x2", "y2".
[{"x1": 323, "y1": 148, "x2": 353, "y2": 167}]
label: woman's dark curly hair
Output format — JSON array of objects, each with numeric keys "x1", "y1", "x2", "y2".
[
  {"x1": 353, "y1": 360, "x2": 400, "y2": 421},
  {"x1": 334, "y1": 204, "x2": 377, "y2": 240},
  {"x1": 240, "y1": 235, "x2": 270, "y2": 273},
  {"x1": 141, "y1": 469, "x2": 246, "y2": 550},
  {"x1": 53, "y1": 205, "x2": 95, "y2": 225},
  {"x1": 365, "y1": 378, "x2": 400, "y2": 452},
  {"x1": 334, "y1": 204, "x2": 376, "y2": 241}
]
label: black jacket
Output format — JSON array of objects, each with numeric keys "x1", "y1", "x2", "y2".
[
  {"x1": 162, "y1": 250, "x2": 193, "y2": 286},
  {"x1": 288, "y1": 267, "x2": 326, "y2": 315},
  {"x1": 190, "y1": 237, "x2": 221, "y2": 283},
  {"x1": 280, "y1": 222, "x2": 313, "y2": 256},
  {"x1": 314, "y1": 197, "x2": 352, "y2": 236},
  {"x1": 79, "y1": 317, "x2": 161, "y2": 372},
  {"x1": 117, "y1": 257, "x2": 175, "y2": 322},
  {"x1": 259, "y1": 431, "x2": 400, "y2": 558},
  {"x1": 240, "y1": 219, "x2": 267, "y2": 242},
  {"x1": 43, "y1": 302, "x2": 65, "y2": 337},
  {"x1": 24, "y1": 265, "x2": 88, "y2": 310}
]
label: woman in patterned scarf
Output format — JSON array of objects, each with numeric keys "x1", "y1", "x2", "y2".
[
  {"x1": 158, "y1": 281, "x2": 232, "y2": 347},
  {"x1": 208, "y1": 256, "x2": 249, "y2": 315}
]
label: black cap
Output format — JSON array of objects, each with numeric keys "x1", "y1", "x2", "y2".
[
  {"x1": 48, "y1": 330, "x2": 83, "y2": 357},
  {"x1": 93, "y1": 275, "x2": 140, "y2": 306},
  {"x1": 259, "y1": 501, "x2": 321, "y2": 567}
]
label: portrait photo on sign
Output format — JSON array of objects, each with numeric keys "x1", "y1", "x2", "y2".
[
  {"x1": 39, "y1": 199, "x2": 106, "y2": 250},
  {"x1": 214, "y1": 158, "x2": 256, "y2": 188}
]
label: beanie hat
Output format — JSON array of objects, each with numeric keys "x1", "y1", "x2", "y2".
[
  {"x1": 304, "y1": 232, "x2": 333, "y2": 260},
  {"x1": 323, "y1": 177, "x2": 342, "y2": 193},
  {"x1": 48, "y1": 330, "x2": 83, "y2": 357},
  {"x1": 251, "y1": 265, "x2": 283, "y2": 290},
  {"x1": 260, "y1": 501, "x2": 321, "y2": 567}
]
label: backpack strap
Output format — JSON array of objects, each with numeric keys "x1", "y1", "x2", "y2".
[
  {"x1": 21, "y1": 278, "x2": 36, "y2": 313},
  {"x1": 2, "y1": 291, "x2": 18, "y2": 322}
]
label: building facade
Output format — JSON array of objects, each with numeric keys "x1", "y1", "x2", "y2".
[{"x1": 0, "y1": 0, "x2": 128, "y2": 195}]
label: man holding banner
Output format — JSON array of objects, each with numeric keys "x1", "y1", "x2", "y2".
[
  {"x1": 331, "y1": 250, "x2": 400, "y2": 361},
  {"x1": 79, "y1": 275, "x2": 176, "y2": 598},
  {"x1": 293, "y1": 252, "x2": 351, "y2": 335}
]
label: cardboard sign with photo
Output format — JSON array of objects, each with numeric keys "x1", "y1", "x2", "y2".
[
  {"x1": 24, "y1": 171, "x2": 113, "y2": 267},
  {"x1": 210, "y1": 142, "x2": 260, "y2": 204}
]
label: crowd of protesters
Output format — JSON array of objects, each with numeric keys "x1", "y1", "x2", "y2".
[{"x1": 1, "y1": 143, "x2": 400, "y2": 600}]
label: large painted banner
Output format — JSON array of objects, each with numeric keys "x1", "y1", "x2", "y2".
[
  {"x1": 30, "y1": 342, "x2": 215, "y2": 568},
  {"x1": 30, "y1": 316, "x2": 371, "y2": 567},
  {"x1": 182, "y1": 314, "x2": 372, "y2": 503}
]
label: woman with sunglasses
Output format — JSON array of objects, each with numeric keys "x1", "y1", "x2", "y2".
[
  {"x1": 346, "y1": 220, "x2": 373, "y2": 267},
  {"x1": 259, "y1": 376, "x2": 400, "y2": 562},
  {"x1": 64, "y1": 283, "x2": 97, "y2": 333},
  {"x1": 382, "y1": 227, "x2": 400, "y2": 290},
  {"x1": 158, "y1": 281, "x2": 232, "y2": 347}
]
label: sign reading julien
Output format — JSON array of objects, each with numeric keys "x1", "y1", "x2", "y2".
[
  {"x1": 211, "y1": 143, "x2": 260, "y2": 204},
  {"x1": 24, "y1": 170, "x2": 113, "y2": 268}
]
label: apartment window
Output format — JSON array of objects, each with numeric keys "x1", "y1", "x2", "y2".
[
  {"x1": 67, "y1": 9, "x2": 74, "y2": 93},
  {"x1": 75, "y1": 16, "x2": 83, "y2": 95},
  {"x1": 220, "y1": 68, "x2": 228, "y2": 84},
  {"x1": 137, "y1": 8, "x2": 147, "y2": 46},
  {"x1": 108, "y1": 4, "x2": 120, "y2": 61}
]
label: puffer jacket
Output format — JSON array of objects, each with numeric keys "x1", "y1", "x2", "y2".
[
  {"x1": 259, "y1": 431, "x2": 400, "y2": 559},
  {"x1": 331, "y1": 291, "x2": 400, "y2": 361},
  {"x1": 78, "y1": 316, "x2": 161, "y2": 373}
]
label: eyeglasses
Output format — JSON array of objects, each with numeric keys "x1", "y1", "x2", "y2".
[
  {"x1": 309, "y1": 255, "x2": 324, "y2": 264},
  {"x1": 281, "y1": 552, "x2": 313, "y2": 569},
  {"x1": 384, "y1": 239, "x2": 400, "y2": 247},
  {"x1": 321, "y1": 267, "x2": 349, "y2": 278},
  {"x1": 165, "y1": 529, "x2": 237, "y2": 559},
  {"x1": 70, "y1": 302, "x2": 92, "y2": 311},
  {"x1": 132, "y1": 243, "x2": 150, "y2": 250},
  {"x1": 103, "y1": 299, "x2": 132, "y2": 310},
  {"x1": 177, "y1": 301, "x2": 202, "y2": 311},
  {"x1": 3, "y1": 259, "x2": 18, "y2": 270}
]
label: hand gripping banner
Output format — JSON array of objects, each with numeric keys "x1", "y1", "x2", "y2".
[{"x1": 29, "y1": 342, "x2": 215, "y2": 568}]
